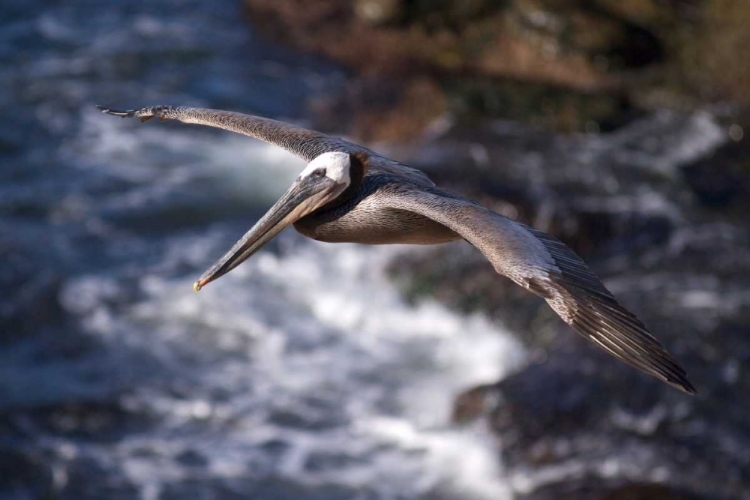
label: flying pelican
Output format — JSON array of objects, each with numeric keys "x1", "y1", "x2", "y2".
[{"x1": 97, "y1": 104, "x2": 696, "y2": 394}]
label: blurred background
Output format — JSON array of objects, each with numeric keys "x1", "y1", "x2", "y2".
[{"x1": 1, "y1": 0, "x2": 748, "y2": 498}]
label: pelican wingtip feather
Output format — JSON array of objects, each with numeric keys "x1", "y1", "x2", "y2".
[
  {"x1": 96, "y1": 104, "x2": 164, "y2": 123},
  {"x1": 528, "y1": 228, "x2": 698, "y2": 395},
  {"x1": 96, "y1": 104, "x2": 133, "y2": 117}
]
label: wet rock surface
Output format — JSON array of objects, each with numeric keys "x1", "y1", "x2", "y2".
[{"x1": 244, "y1": 0, "x2": 750, "y2": 138}]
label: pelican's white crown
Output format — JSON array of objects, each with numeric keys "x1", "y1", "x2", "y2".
[{"x1": 301, "y1": 152, "x2": 351, "y2": 186}]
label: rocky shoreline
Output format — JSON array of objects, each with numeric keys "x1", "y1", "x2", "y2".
[{"x1": 244, "y1": 0, "x2": 749, "y2": 139}]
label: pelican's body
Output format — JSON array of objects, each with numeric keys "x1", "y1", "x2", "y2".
[
  {"x1": 98, "y1": 104, "x2": 696, "y2": 394},
  {"x1": 294, "y1": 178, "x2": 460, "y2": 245}
]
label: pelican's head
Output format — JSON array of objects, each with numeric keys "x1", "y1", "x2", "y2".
[
  {"x1": 193, "y1": 152, "x2": 353, "y2": 291},
  {"x1": 299, "y1": 150, "x2": 351, "y2": 187}
]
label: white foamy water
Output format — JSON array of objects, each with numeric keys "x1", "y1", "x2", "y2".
[{"x1": 55, "y1": 117, "x2": 527, "y2": 499}]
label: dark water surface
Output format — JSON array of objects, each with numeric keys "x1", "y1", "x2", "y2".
[{"x1": 2, "y1": 1, "x2": 749, "y2": 499}]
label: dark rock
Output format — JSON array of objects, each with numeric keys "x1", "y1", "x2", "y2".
[
  {"x1": 681, "y1": 113, "x2": 750, "y2": 210},
  {"x1": 442, "y1": 77, "x2": 639, "y2": 133}
]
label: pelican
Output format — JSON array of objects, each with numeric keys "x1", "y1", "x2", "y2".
[{"x1": 97, "y1": 104, "x2": 696, "y2": 394}]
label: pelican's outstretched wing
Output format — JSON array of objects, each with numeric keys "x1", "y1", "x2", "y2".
[
  {"x1": 383, "y1": 180, "x2": 696, "y2": 394},
  {"x1": 96, "y1": 105, "x2": 433, "y2": 186}
]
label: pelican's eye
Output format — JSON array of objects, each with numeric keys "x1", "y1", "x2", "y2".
[{"x1": 311, "y1": 168, "x2": 327, "y2": 178}]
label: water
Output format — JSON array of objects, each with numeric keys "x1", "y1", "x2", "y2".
[
  {"x1": 3, "y1": 1, "x2": 748, "y2": 499},
  {"x1": 0, "y1": 1, "x2": 524, "y2": 498}
]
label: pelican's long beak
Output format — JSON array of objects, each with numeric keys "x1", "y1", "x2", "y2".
[{"x1": 194, "y1": 176, "x2": 338, "y2": 291}]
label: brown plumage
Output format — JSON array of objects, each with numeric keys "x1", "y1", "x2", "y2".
[{"x1": 98, "y1": 104, "x2": 696, "y2": 394}]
